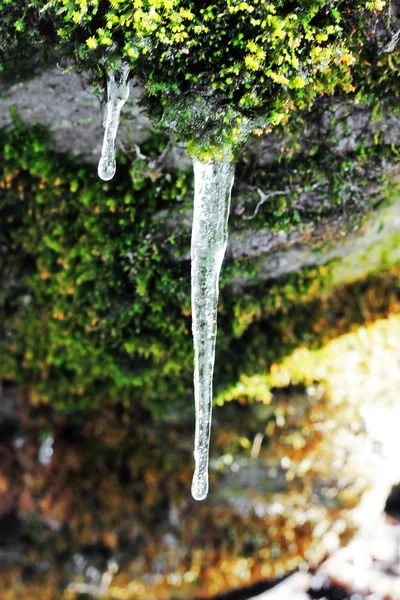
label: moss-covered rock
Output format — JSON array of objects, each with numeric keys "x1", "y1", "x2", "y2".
[
  {"x1": 1, "y1": 0, "x2": 399, "y2": 154},
  {"x1": 1, "y1": 307, "x2": 399, "y2": 599},
  {"x1": 0, "y1": 111, "x2": 399, "y2": 412}
]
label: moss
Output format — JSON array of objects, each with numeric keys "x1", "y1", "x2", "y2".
[
  {"x1": 1, "y1": 313, "x2": 399, "y2": 599},
  {"x1": 0, "y1": 116, "x2": 399, "y2": 415},
  {"x1": 0, "y1": 116, "x2": 194, "y2": 414},
  {"x1": 0, "y1": 5, "x2": 399, "y2": 593},
  {"x1": 0, "y1": 1, "x2": 59, "y2": 82},
  {"x1": 1, "y1": 0, "x2": 398, "y2": 156},
  {"x1": 0, "y1": 0, "x2": 399, "y2": 416}
]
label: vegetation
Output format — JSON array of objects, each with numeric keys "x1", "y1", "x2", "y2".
[
  {"x1": 0, "y1": 3, "x2": 399, "y2": 597},
  {"x1": 0, "y1": 115, "x2": 194, "y2": 414},
  {"x1": 0, "y1": 0, "x2": 399, "y2": 415},
  {"x1": 0, "y1": 0, "x2": 58, "y2": 81},
  {"x1": 0, "y1": 0, "x2": 395, "y2": 156},
  {"x1": 0, "y1": 111, "x2": 399, "y2": 414}
]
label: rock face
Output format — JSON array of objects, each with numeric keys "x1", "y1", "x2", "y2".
[
  {"x1": 227, "y1": 188, "x2": 400, "y2": 289},
  {"x1": 3, "y1": 64, "x2": 399, "y2": 287},
  {"x1": 1, "y1": 68, "x2": 399, "y2": 169},
  {"x1": 0, "y1": 58, "x2": 399, "y2": 286}
]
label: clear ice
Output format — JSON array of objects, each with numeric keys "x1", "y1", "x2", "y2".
[
  {"x1": 191, "y1": 156, "x2": 235, "y2": 501},
  {"x1": 94, "y1": 61, "x2": 236, "y2": 500},
  {"x1": 98, "y1": 62, "x2": 130, "y2": 181}
]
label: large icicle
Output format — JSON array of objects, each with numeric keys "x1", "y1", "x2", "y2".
[
  {"x1": 98, "y1": 62, "x2": 130, "y2": 181},
  {"x1": 191, "y1": 155, "x2": 235, "y2": 501}
]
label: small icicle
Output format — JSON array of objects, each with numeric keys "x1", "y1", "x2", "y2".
[
  {"x1": 98, "y1": 61, "x2": 130, "y2": 181},
  {"x1": 191, "y1": 154, "x2": 235, "y2": 501}
]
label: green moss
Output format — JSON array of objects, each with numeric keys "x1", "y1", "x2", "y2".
[
  {"x1": 0, "y1": 0, "x2": 59, "y2": 82},
  {"x1": 0, "y1": 116, "x2": 194, "y2": 414},
  {"x1": 1, "y1": 0, "x2": 397, "y2": 155},
  {"x1": 0, "y1": 0, "x2": 399, "y2": 413},
  {"x1": 0, "y1": 116, "x2": 399, "y2": 415}
]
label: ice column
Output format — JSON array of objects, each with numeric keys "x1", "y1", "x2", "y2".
[
  {"x1": 98, "y1": 62, "x2": 130, "y2": 181},
  {"x1": 191, "y1": 155, "x2": 235, "y2": 501}
]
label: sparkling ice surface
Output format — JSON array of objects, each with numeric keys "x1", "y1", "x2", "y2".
[
  {"x1": 191, "y1": 157, "x2": 235, "y2": 501},
  {"x1": 98, "y1": 62, "x2": 130, "y2": 181}
]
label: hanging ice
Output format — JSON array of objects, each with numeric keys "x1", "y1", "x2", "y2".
[
  {"x1": 98, "y1": 62, "x2": 130, "y2": 181},
  {"x1": 191, "y1": 155, "x2": 235, "y2": 501}
]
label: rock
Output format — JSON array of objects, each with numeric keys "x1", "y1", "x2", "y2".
[{"x1": 0, "y1": 68, "x2": 152, "y2": 163}]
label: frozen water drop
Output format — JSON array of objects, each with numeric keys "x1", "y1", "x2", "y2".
[{"x1": 98, "y1": 155, "x2": 116, "y2": 181}]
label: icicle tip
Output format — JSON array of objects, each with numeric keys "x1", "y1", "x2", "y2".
[
  {"x1": 98, "y1": 156, "x2": 116, "y2": 181},
  {"x1": 191, "y1": 469, "x2": 209, "y2": 501}
]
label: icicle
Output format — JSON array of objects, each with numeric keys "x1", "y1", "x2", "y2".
[
  {"x1": 191, "y1": 155, "x2": 235, "y2": 501},
  {"x1": 98, "y1": 61, "x2": 130, "y2": 181}
]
